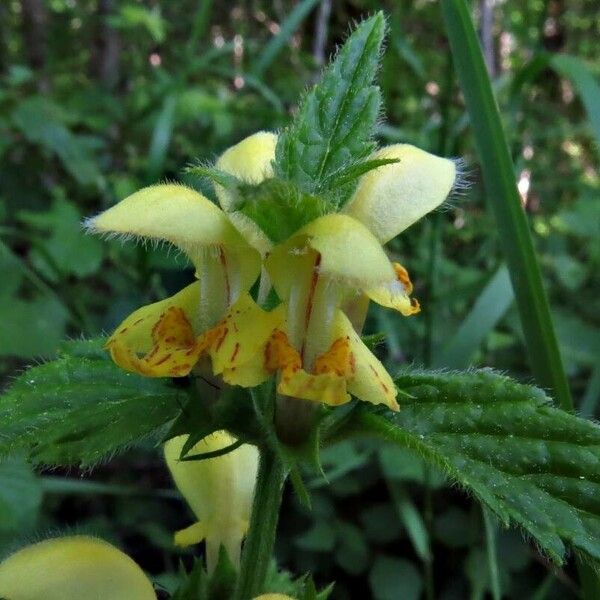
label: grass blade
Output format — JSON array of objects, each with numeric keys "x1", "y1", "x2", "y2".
[
  {"x1": 440, "y1": 1, "x2": 598, "y2": 594},
  {"x1": 146, "y1": 94, "x2": 177, "y2": 182},
  {"x1": 435, "y1": 265, "x2": 513, "y2": 369},
  {"x1": 440, "y1": 0, "x2": 572, "y2": 411},
  {"x1": 252, "y1": 0, "x2": 320, "y2": 78},
  {"x1": 550, "y1": 54, "x2": 600, "y2": 150}
]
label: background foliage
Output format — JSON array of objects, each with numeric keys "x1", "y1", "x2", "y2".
[{"x1": 0, "y1": 1, "x2": 598, "y2": 598}]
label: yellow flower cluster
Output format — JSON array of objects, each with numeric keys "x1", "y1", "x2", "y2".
[{"x1": 86, "y1": 132, "x2": 457, "y2": 411}]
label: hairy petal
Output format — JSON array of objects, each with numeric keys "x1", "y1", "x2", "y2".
[
  {"x1": 85, "y1": 183, "x2": 261, "y2": 284},
  {"x1": 266, "y1": 213, "x2": 395, "y2": 301},
  {"x1": 332, "y1": 311, "x2": 399, "y2": 410},
  {"x1": 0, "y1": 537, "x2": 155, "y2": 600},
  {"x1": 366, "y1": 262, "x2": 421, "y2": 317},
  {"x1": 215, "y1": 131, "x2": 278, "y2": 211},
  {"x1": 344, "y1": 144, "x2": 456, "y2": 243}
]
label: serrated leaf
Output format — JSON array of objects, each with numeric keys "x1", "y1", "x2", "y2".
[
  {"x1": 350, "y1": 369, "x2": 600, "y2": 564},
  {"x1": 321, "y1": 157, "x2": 399, "y2": 191},
  {"x1": 170, "y1": 559, "x2": 208, "y2": 600},
  {"x1": 0, "y1": 341, "x2": 185, "y2": 466},
  {"x1": 185, "y1": 164, "x2": 242, "y2": 190},
  {"x1": 274, "y1": 12, "x2": 385, "y2": 205},
  {"x1": 235, "y1": 179, "x2": 327, "y2": 243}
]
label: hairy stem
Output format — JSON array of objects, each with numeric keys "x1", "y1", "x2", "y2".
[{"x1": 234, "y1": 446, "x2": 286, "y2": 599}]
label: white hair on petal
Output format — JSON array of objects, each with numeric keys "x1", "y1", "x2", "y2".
[{"x1": 436, "y1": 157, "x2": 474, "y2": 214}]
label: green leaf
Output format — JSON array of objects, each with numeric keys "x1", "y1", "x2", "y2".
[
  {"x1": 483, "y1": 507, "x2": 502, "y2": 600},
  {"x1": 11, "y1": 97, "x2": 103, "y2": 186},
  {"x1": 110, "y1": 4, "x2": 166, "y2": 43},
  {"x1": 434, "y1": 265, "x2": 514, "y2": 369},
  {"x1": 274, "y1": 12, "x2": 385, "y2": 205},
  {"x1": 0, "y1": 293, "x2": 69, "y2": 358},
  {"x1": 146, "y1": 94, "x2": 177, "y2": 181},
  {"x1": 0, "y1": 340, "x2": 185, "y2": 466},
  {"x1": 185, "y1": 165, "x2": 242, "y2": 190},
  {"x1": 235, "y1": 179, "x2": 327, "y2": 243},
  {"x1": 550, "y1": 54, "x2": 600, "y2": 151},
  {"x1": 335, "y1": 521, "x2": 369, "y2": 575},
  {"x1": 350, "y1": 370, "x2": 600, "y2": 564},
  {"x1": 0, "y1": 456, "x2": 42, "y2": 534},
  {"x1": 170, "y1": 560, "x2": 208, "y2": 600},
  {"x1": 295, "y1": 520, "x2": 336, "y2": 552},
  {"x1": 321, "y1": 158, "x2": 399, "y2": 191},
  {"x1": 207, "y1": 546, "x2": 237, "y2": 600},
  {"x1": 369, "y1": 556, "x2": 422, "y2": 600},
  {"x1": 440, "y1": 0, "x2": 573, "y2": 411},
  {"x1": 387, "y1": 482, "x2": 432, "y2": 562},
  {"x1": 18, "y1": 198, "x2": 104, "y2": 280}
]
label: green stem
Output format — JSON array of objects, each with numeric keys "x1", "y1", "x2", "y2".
[{"x1": 235, "y1": 446, "x2": 287, "y2": 599}]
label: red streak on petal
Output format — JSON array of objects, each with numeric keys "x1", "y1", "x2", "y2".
[
  {"x1": 154, "y1": 353, "x2": 172, "y2": 366},
  {"x1": 219, "y1": 247, "x2": 231, "y2": 306}
]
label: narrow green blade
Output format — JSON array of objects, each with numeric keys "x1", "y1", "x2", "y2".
[{"x1": 440, "y1": 0, "x2": 572, "y2": 412}]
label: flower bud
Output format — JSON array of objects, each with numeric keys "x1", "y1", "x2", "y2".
[
  {"x1": 0, "y1": 536, "x2": 155, "y2": 599},
  {"x1": 164, "y1": 432, "x2": 259, "y2": 572}
]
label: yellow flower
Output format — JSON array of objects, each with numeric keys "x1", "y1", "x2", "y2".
[
  {"x1": 164, "y1": 431, "x2": 259, "y2": 572},
  {"x1": 214, "y1": 135, "x2": 457, "y2": 411},
  {"x1": 88, "y1": 132, "x2": 456, "y2": 413},
  {"x1": 0, "y1": 536, "x2": 156, "y2": 599},
  {"x1": 85, "y1": 179, "x2": 267, "y2": 379}
]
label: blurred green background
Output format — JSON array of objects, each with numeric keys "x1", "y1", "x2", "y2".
[{"x1": 0, "y1": 0, "x2": 598, "y2": 598}]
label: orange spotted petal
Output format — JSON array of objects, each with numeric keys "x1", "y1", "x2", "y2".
[
  {"x1": 365, "y1": 261, "x2": 421, "y2": 317},
  {"x1": 331, "y1": 310, "x2": 399, "y2": 410},
  {"x1": 107, "y1": 306, "x2": 206, "y2": 377},
  {"x1": 264, "y1": 329, "x2": 351, "y2": 407},
  {"x1": 278, "y1": 369, "x2": 350, "y2": 407},
  {"x1": 209, "y1": 296, "x2": 286, "y2": 387}
]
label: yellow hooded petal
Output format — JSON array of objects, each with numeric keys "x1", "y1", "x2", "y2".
[
  {"x1": 344, "y1": 144, "x2": 456, "y2": 243},
  {"x1": 85, "y1": 183, "x2": 261, "y2": 284},
  {"x1": 215, "y1": 132, "x2": 277, "y2": 255},
  {"x1": 215, "y1": 131, "x2": 277, "y2": 211},
  {"x1": 266, "y1": 214, "x2": 395, "y2": 300},
  {"x1": 164, "y1": 433, "x2": 258, "y2": 571},
  {"x1": 0, "y1": 536, "x2": 156, "y2": 600},
  {"x1": 365, "y1": 262, "x2": 421, "y2": 317},
  {"x1": 331, "y1": 311, "x2": 399, "y2": 410}
]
